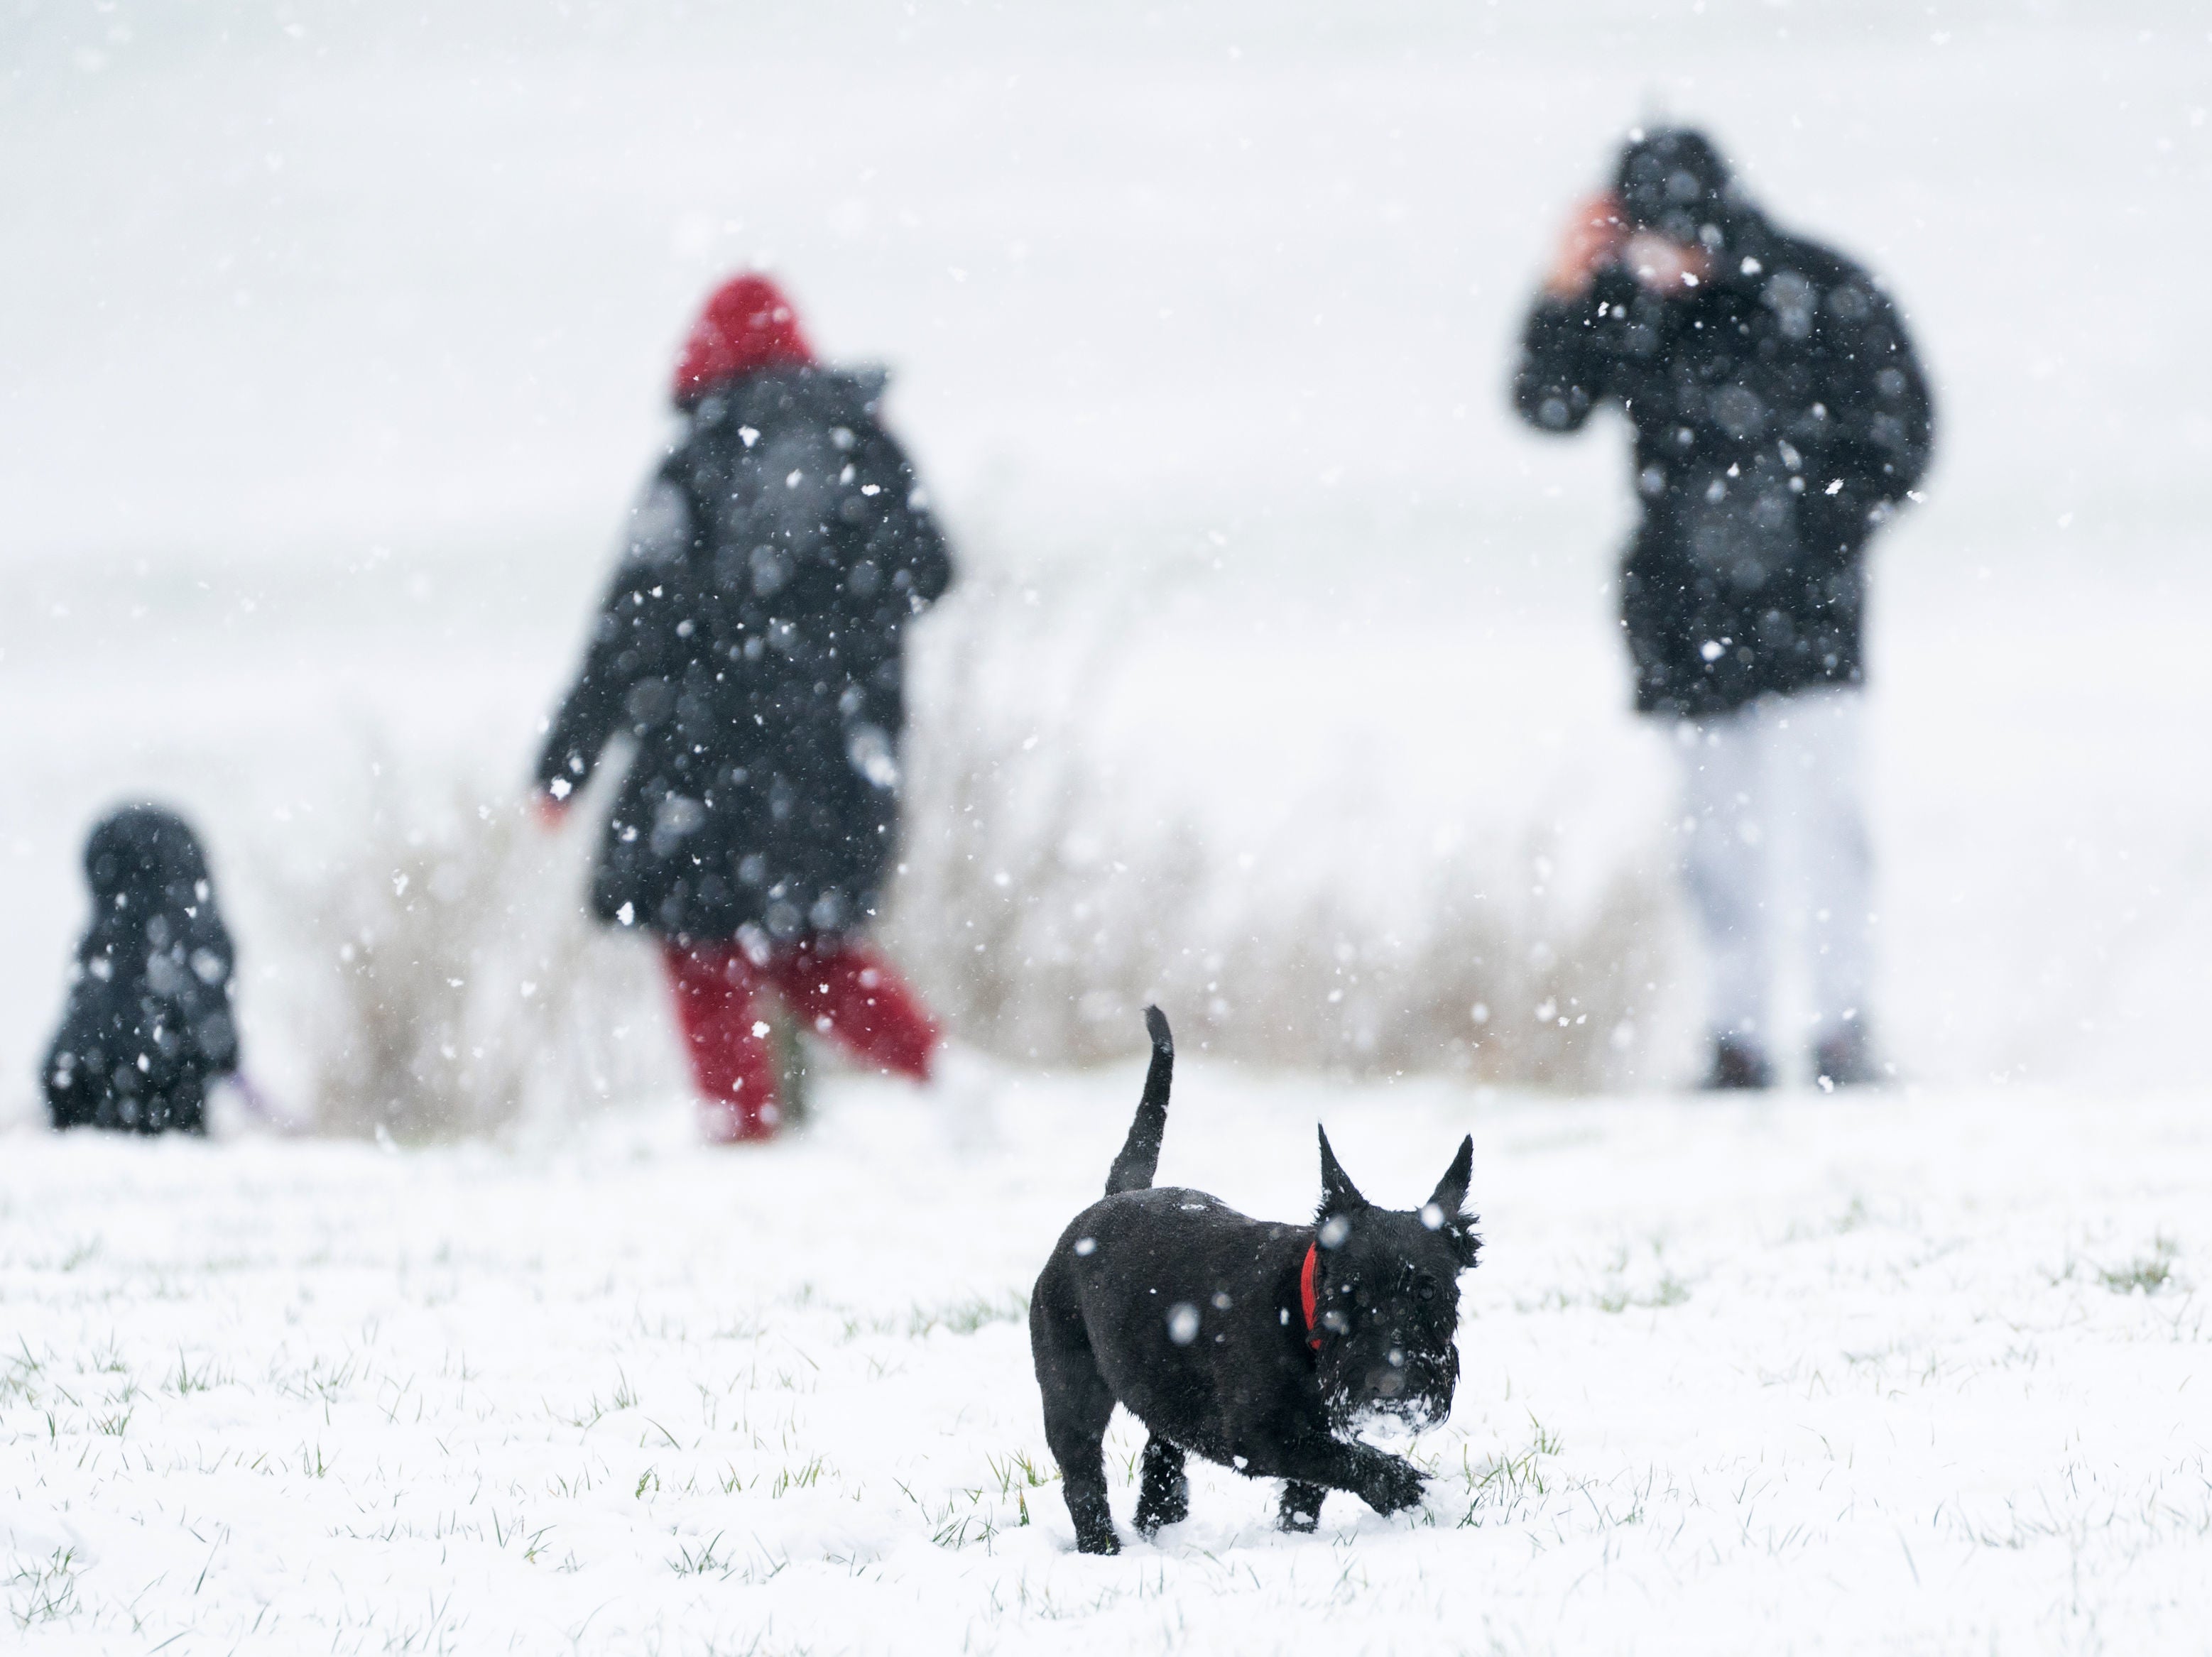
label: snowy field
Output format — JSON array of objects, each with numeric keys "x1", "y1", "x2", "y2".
[
  {"x1": 6, "y1": 1068, "x2": 2210, "y2": 1653},
  {"x1": 5, "y1": 0, "x2": 2212, "y2": 1651}
]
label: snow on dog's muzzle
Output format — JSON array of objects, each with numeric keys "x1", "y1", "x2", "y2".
[{"x1": 1359, "y1": 1345, "x2": 1455, "y2": 1431}]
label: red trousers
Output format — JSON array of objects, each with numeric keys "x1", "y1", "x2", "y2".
[{"x1": 661, "y1": 936, "x2": 938, "y2": 1142}]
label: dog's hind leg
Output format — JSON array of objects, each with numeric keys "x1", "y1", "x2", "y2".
[
  {"x1": 1134, "y1": 1435, "x2": 1189, "y2": 1536},
  {"x1": 1040, "y1": 1370, "x2": 1118, "y2": 1555},
  {"x1": 1278, "y1": 1481, "x2": 1325, "y2": 1533},
  {"x1": 1031, "y1": 1286, "x2": 1121, "y2": 1554}
]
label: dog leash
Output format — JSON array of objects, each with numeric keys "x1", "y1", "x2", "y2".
[{"x1": 227, "y1": 1071, "x2": 305, "y2": 1135}]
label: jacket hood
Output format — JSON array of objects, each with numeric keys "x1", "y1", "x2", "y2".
[
  {"x1": 80, "y1": 804, "x2": 221, "y2": 965},
  {"x1": 1615, "y1": 127, "x2": 1761, "y2": 248},
  {"x1": 85, "y1": 804, "x2": 209, "y2": 903}
]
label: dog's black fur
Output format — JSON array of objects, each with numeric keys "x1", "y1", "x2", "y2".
[{"x1": 1030, "y1": 1007, "x2": 1481, "y2": 1553}]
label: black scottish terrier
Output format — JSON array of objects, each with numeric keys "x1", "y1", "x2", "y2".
[
  {"x1": 45, "y1": 804, "x2": 240, "y2": 1135},
  {"x1": 1030, "y1": 1007, "x2": 1481, "y2": 1553}
]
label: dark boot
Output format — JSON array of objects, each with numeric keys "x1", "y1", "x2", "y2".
[
  {"x1": 1812, "y1": 1027, "x2": 1884, "y2": 1090},
  {"x1": 769, "y1": 999, "x2": 813, "y2": 1131},
  {"x1": 1702, "y1": 1034, "x2": 1772, "y2": 1090}
]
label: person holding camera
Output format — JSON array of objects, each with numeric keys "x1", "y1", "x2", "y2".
[{"x1": 1514, "y1": 127, "x2": 1933, "y2": 1089}]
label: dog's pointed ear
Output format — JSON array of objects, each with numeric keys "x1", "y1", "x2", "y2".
[
  {"x1": 1317, "y1": 1125, "x2": 1368, "y2": 1221},
  {"x1": 1422, "y1": 1135, "x2": 1482, "y2": 1269},
  {"x1": 1428, "y1": 1135, "x2": 1473, "y2": 1216}
]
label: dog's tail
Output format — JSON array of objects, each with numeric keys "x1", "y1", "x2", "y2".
[{"x1": 1104, "y1": 1006, "x2": 1175, "y2": 1196}]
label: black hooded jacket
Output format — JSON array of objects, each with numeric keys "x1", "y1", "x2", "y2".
[
  {"x1": 45, "y1": 804, "x2": 239, "y2": 1134},
  {"x1": 1514, "y1": 130, "x2": 1934, "y2": 718},
  {"x1": 537, "y1": 366, "x2": 953, "y2": 946}
]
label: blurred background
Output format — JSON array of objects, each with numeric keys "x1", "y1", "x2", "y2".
[{"x1": 4, "y1": 0, "x2": 2207, "y2": 1132}]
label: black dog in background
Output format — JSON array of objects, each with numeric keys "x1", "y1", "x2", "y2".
[
  {"x1": 1030, "y1": 1007, "x2": 1481, "y2": 1553},
  {"x1": 45, "y1": 805, "x2": 240, "y2": 1135}
]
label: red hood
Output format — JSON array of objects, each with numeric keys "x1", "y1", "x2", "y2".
[{"x1": 672, "y1": 274, "x2": 815, "y2": 408}]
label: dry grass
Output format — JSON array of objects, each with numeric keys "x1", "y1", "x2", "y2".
[
  {"x1": 267, "y1": 579, "x2": 1679, "y2": 1136},
  {"x1": 278, "y1": 763, "x2": 675, "y2": 1140},
  {"x1": 884, "y1": 580, "x2": 1678, "y2": 1089}
]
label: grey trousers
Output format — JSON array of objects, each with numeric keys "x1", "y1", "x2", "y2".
[{"x1": 1675, "y1": 689, "x2": 1873, "y2": 1050}]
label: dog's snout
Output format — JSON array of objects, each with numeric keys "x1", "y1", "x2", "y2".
[{"x1": 1353, "y1": 1334, "x2": 1460, "y2": 1425}]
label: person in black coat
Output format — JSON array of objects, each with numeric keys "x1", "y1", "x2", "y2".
[
  {"x1": 45, "y1": 804, "x2": 240, "y2": 1134},
  {"x1": 536, "y1": 274, "x2": 954, "y2": 1142},
  {"x1": 1513, "y1": 128, "x2": 1934, "y2": 1089}
]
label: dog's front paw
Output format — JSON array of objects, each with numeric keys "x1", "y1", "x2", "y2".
[
  {"x1": 1073, "y1": 1519, "x2": 1122, "y2": 1555},
  {"x1": 1360, "y1": 1455, "x2": 1427, "y2": 1516},
  {"x1": 1278, "y1": 1481, "x2": 1325, "y2": 1533}
]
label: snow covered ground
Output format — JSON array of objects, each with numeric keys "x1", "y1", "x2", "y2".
[{"x1": 6, "y1": 1066, "x2": 2209, "y2": 1653}]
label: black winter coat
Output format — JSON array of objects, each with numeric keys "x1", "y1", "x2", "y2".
[
  {"x1": 45, "y1": 804, "x2": 239, "y2": 1134},
  {"x1": 538, "y1": 366, "x2": 953, "y2": 946},
  {"x1": 1515, "y1": 211, "x2": 1933, "y2": 718}
]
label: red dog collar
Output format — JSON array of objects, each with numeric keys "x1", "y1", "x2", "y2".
[{"x1": 1300, "y1": 1241, "x2": 1323, "y2": 1351}]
